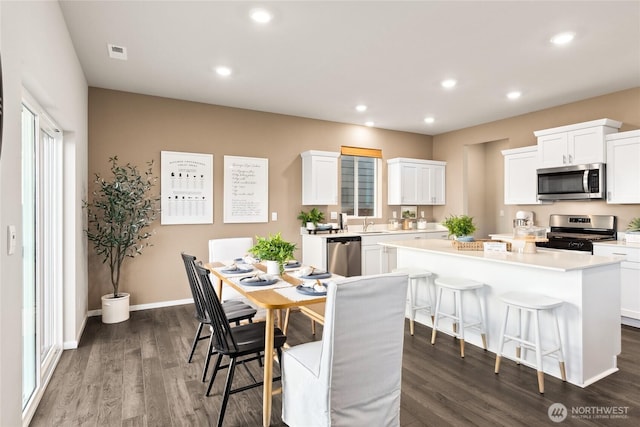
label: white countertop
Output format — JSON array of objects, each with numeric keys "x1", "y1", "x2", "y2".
[
  {"x1": 301, "y1": 225, "x2": 448, "y2": 239},
  {"x1": 592, "y1": 240, "x2": 640, "y2": 249},
  {"x1": 381, "y1": 238, "x2": 622, "y2": 272}
]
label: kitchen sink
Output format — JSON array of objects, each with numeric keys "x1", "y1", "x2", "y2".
[{"x1": 355, "y1": 230, "x2": 388, "y2": 234}]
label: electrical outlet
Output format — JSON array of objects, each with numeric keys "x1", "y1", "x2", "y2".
[
  {"x1": 271, "y1": 212, "x2": 278, "y2": 221},
  {"x1": 330, "y1": 211, "x2": 338, "y2": 220}
]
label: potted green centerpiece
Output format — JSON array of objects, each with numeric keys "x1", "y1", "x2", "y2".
[
  {"x1": 442, "y1": 214, "x2": 477, "y2": 242},
  {"x1": 84, "y1": 156, "x2": 160, "y2": 323},
  {"x1": 297, "y1": 207, "x2": 325, "y2": 230},
  {"x1": 626, "y1": 217, "x2": 640, "y2": 243},
  {"x1": 249, "y1": 232, "x2": 297, "y2": 275}
]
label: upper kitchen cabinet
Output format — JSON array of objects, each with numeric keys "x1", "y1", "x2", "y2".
[
  {"x1": 301, "y1": 150, "x2": 339, "y2": 205},
  {"x1": 534, "y1": 118, "x2": 622, "y2": 168},
  {"x1": 502, "y1": 146, "x2": 542, "y2": 205},
  {"x1": 606, "y1": 130, "x2": 640, "y2": 204},
  {"x1": 387, "y1": 158, "x2": 446, "y2": 205}
]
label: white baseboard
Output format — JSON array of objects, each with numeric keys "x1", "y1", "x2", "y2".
[
  {"x1": 622, "y1": 316, "x2": 640, "y2": 328},
  {"x1": 87, "y1": 297, "x2": 194, "y2": 318},
  {"x1": 63, "y1": 314, "x2": 88, "y2": 350}
]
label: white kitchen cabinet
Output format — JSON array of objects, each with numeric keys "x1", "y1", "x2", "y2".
[
  {"x1": 301, "y1": 233, "x2": 327, "y2": 270},
  {"x1": 502, "y1": 146, "x2": 542, "y2": 205},
  {"x1": 301, "y1": 150, "x2": 339, "y2": 205},
  {"x1": 605, "y1": 130, "x2": 640, "y2": 204},
  {"x1": 593, "y1": 242, "x2": 640, "y2": 327},
  {"x1": 361, "y1": 231, "x2": 447, "y2": 275},
  {"x1": 534, "y1": 118, "x2": 621, "y2": 168},
  {"x1": 387, "y1": 158, "x2": 446, "y2": 205}
]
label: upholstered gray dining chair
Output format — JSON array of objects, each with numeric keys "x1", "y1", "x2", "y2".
[{"x1": 281, "y1": 273, "x2": 408, "y2": 427}]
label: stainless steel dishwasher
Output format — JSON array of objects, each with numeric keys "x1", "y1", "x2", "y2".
[{"x1": 326, "y1": 235, "x2": 361, "y2": 277}]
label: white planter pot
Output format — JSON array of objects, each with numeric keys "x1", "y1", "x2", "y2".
[
  {"x1": 101, "y1": 292, "x2": 130, "y2": 324},
  {"x1": 265, "y1": 260, "x2": 280, "y2": 275}
]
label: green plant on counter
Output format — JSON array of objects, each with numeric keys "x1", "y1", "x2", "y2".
[
  {"x1": 442, "y1": 214, "x2": 477, "y2": 238},
  {"x1": 628, "y1": 217, "x2": 640, "y2": 232},
  {"x1": 297, "y1": 207, "x2": 325, "y2": 227},
  {"x1": 249, "y1": 233, "x2": 296, "y2": 273}
]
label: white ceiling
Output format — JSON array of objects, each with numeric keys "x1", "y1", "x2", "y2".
[{"x1": 59, "y1": 1, "x2": 640, "y2": 135}]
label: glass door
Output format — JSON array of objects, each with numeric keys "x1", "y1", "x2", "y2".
[{"x1": 21, "y1": 95, "x2": 63, "y2": 421}]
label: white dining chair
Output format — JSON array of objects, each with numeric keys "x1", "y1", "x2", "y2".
[
  {"x1": 208, "y1": 237, "x2": 256, "y2": 307},
  {"x1": 281, "y1": 272, "x2": 409, "y2": 427}
]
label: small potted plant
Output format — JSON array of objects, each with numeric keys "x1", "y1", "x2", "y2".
[
  {"x1": 626, "y1": 217, "x2": 640, "y2": 243},
  {"x1": 84, "y1": 156, "x2": 160, "y2": 323},
  {"x1": 297, "y1": 207, "x2": 325, "y2": 230},
  {"x1": 442, "y1": 214, "x2": 477, "y2": 242},
  {"x1": 249, "y1": 232, "x2": 297, "y2": 275}
]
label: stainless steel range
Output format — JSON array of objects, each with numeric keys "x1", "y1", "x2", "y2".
[{"x1": 536, "y1": 214, "x2": 617, "y2": 253}]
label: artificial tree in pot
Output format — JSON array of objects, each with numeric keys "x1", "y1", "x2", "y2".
[{"x1": 84, "y1": 156, "x2": 160, "y2": 323}]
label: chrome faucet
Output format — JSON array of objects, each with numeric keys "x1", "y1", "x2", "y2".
[{"x1": 363, "y1": 217, "x2": 373, "y2": 232}]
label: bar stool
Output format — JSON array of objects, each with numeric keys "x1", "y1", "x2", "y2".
[
  {"x1": 392, "y1": 267, "x2": 434, "y2": 335},
  {"x1": 430, "y1": 277, "x2": 487, "y2": 358},
  {"x1": 494, "y1": 291, "x2": 566, "y2": 394}
]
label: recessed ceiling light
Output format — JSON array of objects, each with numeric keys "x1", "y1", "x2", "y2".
[
  {"x1": 507, "y1": 91, "x2": 521, "y2": 100},
  {"x1": 250, "y1": 8, "x2": 273, "y2": 23},
  {"x1": 441, "y1": 79, "x2": 457, "y2": 89},
  {"x1": 365, "y1": 121, "x2": 375, "y2": 127},
  {"x1": 550, "y1": 32, "x2": 575, "y2": 45},
  {"x1": 215, "y1": 66, "x2": 232, "y2": 77},
  {"x1": 356, "y1": 104, "x2": 368, "y2": 112},
  {"x1": 424, "y1": 117, "x2": 435, "y2": 124}
]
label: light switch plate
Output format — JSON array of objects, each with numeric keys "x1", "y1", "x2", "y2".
[{"x1": 271, "y1": 212, "x2": 278, "y2": 221}]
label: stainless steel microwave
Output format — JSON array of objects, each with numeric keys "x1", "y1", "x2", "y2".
[{"x1": 537, "y1": 163, "x2": 605, "y2": 201}]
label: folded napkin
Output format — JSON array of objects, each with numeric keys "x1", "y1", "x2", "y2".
[
  {"x1": 300, "y1": 282, "x2": 327, "y2": 293},
  {"x1": 241, "y1": 275, "x2": 268, "y2": 283}
]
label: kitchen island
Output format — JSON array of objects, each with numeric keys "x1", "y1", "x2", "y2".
[{"x1": 381, "y1": 238, "x2": 622, "y2": 387}]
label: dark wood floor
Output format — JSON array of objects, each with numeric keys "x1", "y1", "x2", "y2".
[{"x1": 31, "y1": 305, "x2": 640, "y2": 426}]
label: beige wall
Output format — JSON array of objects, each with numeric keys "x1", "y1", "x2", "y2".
[
  {"x1": 88, "y1": 88, "x2": 433, "y2": 309},
  {"x1": 89, "y1": 87, "x2": 640, "y2": 310},
  {"x1": 434, "y1": 87, "x2": 640, "y2": 236}
]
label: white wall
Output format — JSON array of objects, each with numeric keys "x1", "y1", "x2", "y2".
[{"x1": 0, "y1": 1, "x2": 88, "y2": 423}]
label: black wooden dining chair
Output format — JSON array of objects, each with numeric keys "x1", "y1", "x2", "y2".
[
  {"x1": 181, "y1": 253, "x2": 257, "y2": 381},
  {"x1": 194, "y1": 263, "x2": 287, "y2": 427}
]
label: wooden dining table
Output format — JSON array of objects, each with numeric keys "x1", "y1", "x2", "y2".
[{"x1": 206, "y1": 262, "x2": 327, "y2": 427}]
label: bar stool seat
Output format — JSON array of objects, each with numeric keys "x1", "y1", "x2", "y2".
[
  {"x1": 430, "y1": 277, "x2": 487, "y2": 358},
  {"x1": 494, "y1": 291, "x2": 566, "y2": 394},
  {"x1": 392, "y1": 267, "x2": 434, "y2": 335}
]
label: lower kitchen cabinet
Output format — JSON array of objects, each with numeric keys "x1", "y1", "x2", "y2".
[
  {"x1": 593, "y1": 242, "x2": 640, "y2": 326},
  {"x1": 302, "y1": 230, "x2": 449, "y2": 276},
  {"x1": 361, "y1": 231, "x2": 448, "y2": 275}
]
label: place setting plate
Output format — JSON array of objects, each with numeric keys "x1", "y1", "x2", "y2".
[
  {"x1": 283, "y1": 260, "x2": 301, "y2": 270},
  {"x1": 299, "y1": 270, "x2": 331, "y2": 280},
  {"x1": 239, "y1": 275, "x2": 279, "y2": 286},
  {"x1": 296, "y1": 281, "x2": 328, "y2": 296},
  {"x1": 220, "y1": 264, "x2": 254, "y2": 275}
]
